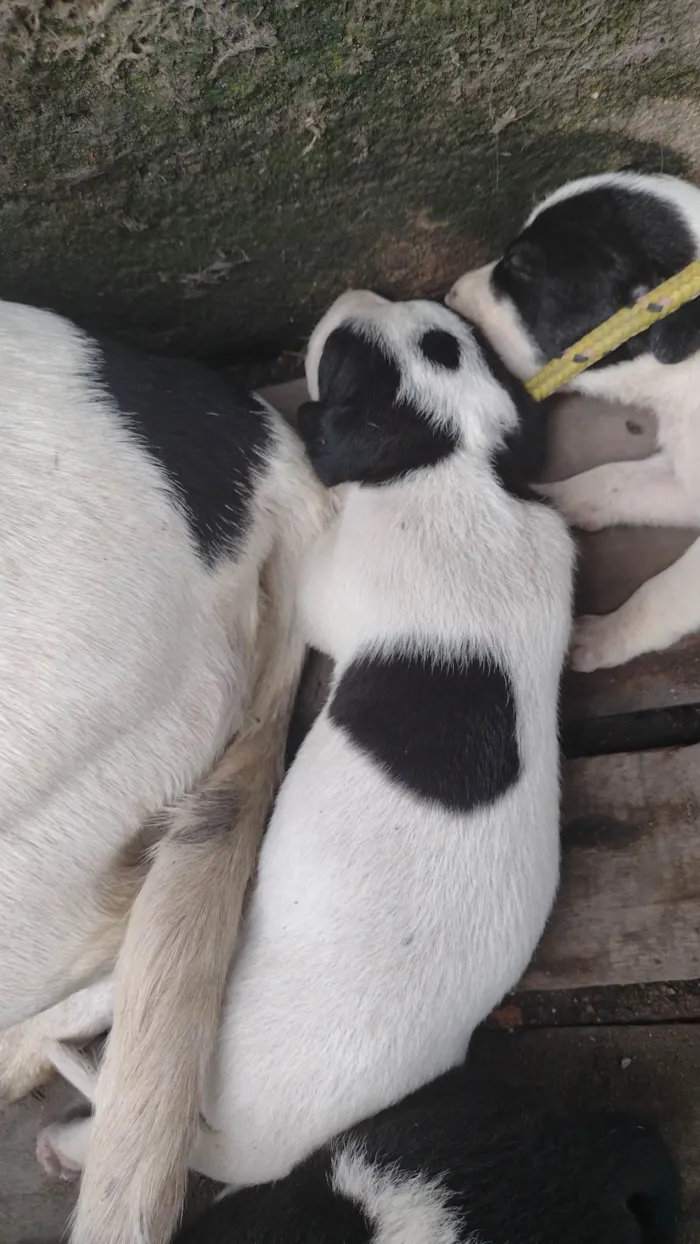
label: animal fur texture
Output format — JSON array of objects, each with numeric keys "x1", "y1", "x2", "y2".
[
  {"x1": 171, "y1": 1064, "x2": 681, "y2": 1244},
  {"x1": 0, "y1": 298, "x2": 332, "y2": 1244},
  {"x1": 447, "y1": 171, "x2": 700, "y2": 671},
  {"x1": 40, "y1": 292, "x2": 574, "y2": 1210}
]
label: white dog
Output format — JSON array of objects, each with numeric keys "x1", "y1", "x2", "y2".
[
  {"x1": 0, "y1": 299, "x2": 331, "y2": 1244},
  {"x1": 39, "y1": 292, "x2": 574, "y2": 1218},
  {"x1": 448, "y1": 171, "x2": 700, "y2": 672}
]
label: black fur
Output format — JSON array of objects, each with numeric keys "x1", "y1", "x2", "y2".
[
  {"x1": 173, "y1": 1065, "x2": 681, "y2": 1244},
  {"x1": 329, "y1": 647, "x2": 520, "y2": 813},
  {"x1": 296, "y1": 325, "x2": 458, "y2": 487},
  {"x1": 492, "y1": 184, "x2": 700, "y2": 368},
  {"x1": 469, "y1": 322, "x2": 550, "y2": 500},
  {"x1": 419, "y1": 327, "x2": 462, "y2": 369},
  {"x1": 95, "y1": 339, "x2": 272, "y2": 560}
]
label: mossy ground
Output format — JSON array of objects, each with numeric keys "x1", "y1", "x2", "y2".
[{"x1": 0, "y1": 0, "x2": 698, "y2": 360}]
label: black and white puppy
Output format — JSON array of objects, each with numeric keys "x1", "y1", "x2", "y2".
[
  {"x1": 173, "y1": 1064, "x2": 681, "y2": 1244},
  {"x1": 447, "y1": 172, "x2": 700, "y2": 671},
  {"x1": 0, "y1": 298, "x2": 332, "y2": 1244},
  {"x1": 41, "y1": 293, "x2": 574, "y2": 1205}
]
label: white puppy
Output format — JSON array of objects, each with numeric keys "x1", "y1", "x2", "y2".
[
  {"x1": 0, "y1": 299, "x2": 331, "y2": 1244},
  {"x1": 448, "y1": 171, "x2": 700, "y2": 671},
  {"x1": 40, "y1": 292, "x2": 573, "y2": 1210}
]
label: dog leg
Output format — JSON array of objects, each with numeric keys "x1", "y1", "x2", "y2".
[
  {"x1": 541, "y1": 456, "x2": 696, "y2": 531},
  {"x1": 0, "y1": 977, "x2": 114, "y2": 1104},
  {"x1": 36, "y1": 1100, "x2": 227, "y2": 1187},
  {"x1": 37, "y1": 1115, "x2": 92, "y2": 1183},
  {"x1": 571, "y1": 535, "x2": 700, "y2": 670}
]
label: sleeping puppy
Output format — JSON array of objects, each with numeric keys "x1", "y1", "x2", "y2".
[
  {"x1": 39, "y1": 292, "x2": 574, "y2": 1200},
  {"x1": 173, "y1": 1064, "x2": 681, "y2": 1244},
  {"x1": 447, "y1": 172, "x2": 700, "y2": 672}
]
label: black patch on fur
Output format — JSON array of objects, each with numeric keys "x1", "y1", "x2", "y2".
[
  {"x1": 174, "y1": 1156, "x2": 372, "y2": 1244},
  {"x1": 468, "y1": 323, "x2": 550, "y2": 501},
  {"x1": 419, "y1": 328, "x2": 461, "y2": 369},
  {"x1": 492, "y1": 184, "x2": 700, "y2": 368},
  {"x1": 296, "y1": 325, "x2": 458, "y2": 487},
  {"x1": 173, "y1": 1064, "x2": 681, "y2": 1244},
  {"x1": 95, "y1": 338, "x2": 272, "y2": 559},
  {"x1": 329, "y1": 647, "x2": 520, "y2": 813}
]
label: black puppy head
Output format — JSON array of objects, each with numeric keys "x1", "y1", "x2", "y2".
[
  {"x1": 298, "y1": 290, "x2": 546, "y2": 493},
  {"x1": 448, "y1": 173, "x2": 700, "y2": 381}
]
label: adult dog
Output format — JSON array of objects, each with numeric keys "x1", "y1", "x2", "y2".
[{"x1": 0, "y1": 298, "x2": 331, "y2": 1244}]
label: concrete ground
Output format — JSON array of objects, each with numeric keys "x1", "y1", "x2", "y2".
[{"x1": 2, "y1": 1078, "x2": 79, "y2": 1243}]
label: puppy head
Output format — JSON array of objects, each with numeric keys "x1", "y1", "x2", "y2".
[
  {"x1": 446, "y1": 172, "x2": 700, "y2": 394},
  {"x1": 298, "y1": 290, "x2": 547, "y2": 491}
]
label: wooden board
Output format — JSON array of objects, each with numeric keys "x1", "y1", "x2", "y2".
[
  {"x1": 489, "y1": 979, "x2": 700, "y2": 1029},
  {"x1": 520, "y1": 744, "x2": 700, "y2": 993},
  {"x1": 470, "y1": 1024, "x2": 700, "y2": 1243}
]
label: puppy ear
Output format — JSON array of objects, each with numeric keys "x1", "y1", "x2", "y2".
[
  {"x1": 296, "y1": 396, "x2": 369, "y2": 487},
  {"x1": 648, "y1": 297, "x2": 700, "y2": 364},
  {"x1": 501, "y1": 237, "x2": 543, "y2": 282},
  {"x1": 297, "y1": 391, "x2": 457, "y2": 488}
]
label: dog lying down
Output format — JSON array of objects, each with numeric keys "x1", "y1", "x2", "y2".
[
  {"x1": 39, "y1": 293, "x2": 574, "y2": 1208},
  {"x1": 448, "y1": 171, "x2": 700, "y2": 672},
  {"x1": 0, "y1": 301, "x2": 333, "y2": 1244},
  {"x1": 172, "y1": 1065, "x2": 680, "y2": 1244}
]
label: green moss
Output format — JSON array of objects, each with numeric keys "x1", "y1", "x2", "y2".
[{"x1": 0, "y1": 0, "x2": 698, "y2": 359}]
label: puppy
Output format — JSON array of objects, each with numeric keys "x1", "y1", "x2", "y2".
[
  {"x1": 173, "y1": 1064, "x2": 681, "y2": 1244},
  {"x1": 447, "y1": 171, "x2": 700, "y2": 672},
  {"x1": 40, "y1": 292, "x2": 574, "y2": 1200},
  {"x1": 0, "y1": 298, "x2": 332, "y2": 1244}
]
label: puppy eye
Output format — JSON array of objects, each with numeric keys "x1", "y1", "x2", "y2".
[{"x1": 418, "y1": 330, "x2": 461, "y2": 369}]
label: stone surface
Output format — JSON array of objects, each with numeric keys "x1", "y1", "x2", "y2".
[{"x1": 1, "y1": 0, "x2": 700, "y2": 361}]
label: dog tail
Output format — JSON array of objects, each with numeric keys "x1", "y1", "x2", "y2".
[{"x1": 70, "y1": 463, "x2": 326, "y2": 1244}]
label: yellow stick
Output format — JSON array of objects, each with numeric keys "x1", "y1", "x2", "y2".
[{"x1": 524, "y1": 259, "x2": 700, "y2": 402}]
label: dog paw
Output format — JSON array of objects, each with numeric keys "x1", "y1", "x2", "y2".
[
  {"x1": 36, "y1": 1124, "x2": 82, "y2": 1182},
  {"x1": 539, "y1": 481, "x2": 609, "y2": 532},
  {"x1": 569, "y1": 614, "x2": 635, "y2": 673}
]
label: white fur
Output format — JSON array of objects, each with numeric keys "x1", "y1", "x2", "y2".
[
  {"x1": 332, "y1": 1144, "x2": 467, "y2": 1244},
  {"x1": 0, "y1": 978, "x2": 112, "y2": 1101},
  {"x1": 0, "y1": 298, "x2": 333, "y2": 1244},
  {"x1": 43, "y1": 293, "x2": 573, "y2": 1198},
  {"x1": 447, "y1": 172, "x2": 700, "y2": 670},
  {"x1": 0, "y1": 301, "x2": 320, "y2": 1030}
]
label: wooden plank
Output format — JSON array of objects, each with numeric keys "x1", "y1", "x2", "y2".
[
  {"x1": 488, "y1": 980, "x2": 700, "y2": 1029},
  {"x1": 521, "y1": 745, "x2": 700, "y2": 993},
  {"x1": 564, "y1": 635, "x2": 700, "y2": 727},
  {"x1": 470, "y1": 1024, "x2": 700, "y2": 1243}
]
